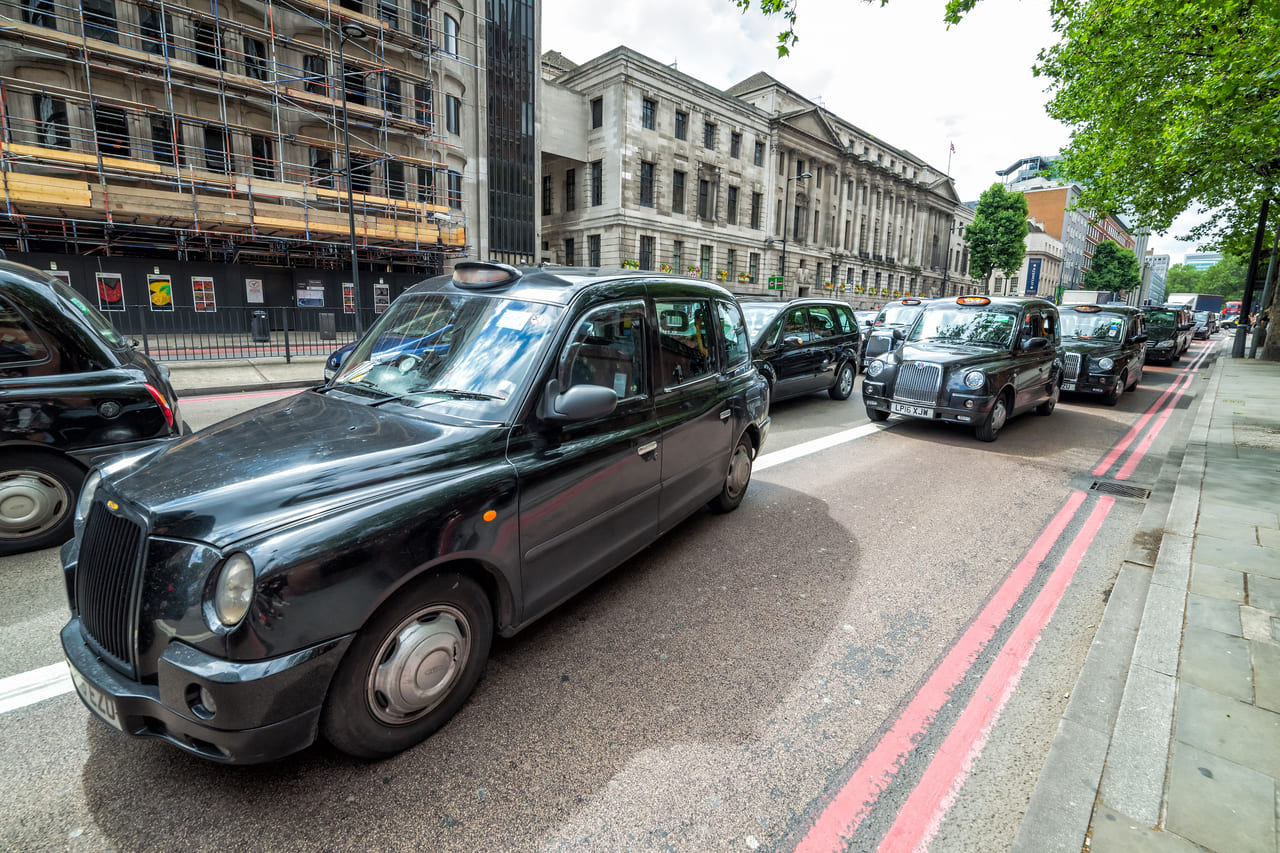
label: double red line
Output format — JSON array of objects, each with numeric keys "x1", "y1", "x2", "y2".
[{"x1": 793, "y1": 342, "x2": 1211, "y2": 853}]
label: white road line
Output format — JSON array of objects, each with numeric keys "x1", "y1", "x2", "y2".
[
  {"x1": 1, "y1": 418, "x2": 891, "y2": 717},
  {"x1": 0, "y1": 661, "x2": 72, "y2": 713}
]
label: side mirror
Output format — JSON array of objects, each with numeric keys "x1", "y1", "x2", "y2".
[
  {"x1": 891, "y1": 328, "x2": 907, "y2": 341},
  {"x1": 1180, "y1": 322, "x2": 1194, "y2": 331},
  {"x1": 1023, "y1": 336, "x2": 1049, "y2": 351},
  {"x1": 1132, "y1": 334, "x2": 1148, "y2": 344},
  {"x1": 540, "y1": 379, "x2": 617, "y2": 422},
  {"x1": 782, "y1": 335, "x2": 805, "y2": 347}
]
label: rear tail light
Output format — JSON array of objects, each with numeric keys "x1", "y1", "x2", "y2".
[{"x1": 144, "y1": 383, "x2": 175, "y2": 428}]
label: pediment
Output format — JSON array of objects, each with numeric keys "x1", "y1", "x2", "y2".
[{"x1": 780, "y1": 108, "x2": 843, "y2": 147}]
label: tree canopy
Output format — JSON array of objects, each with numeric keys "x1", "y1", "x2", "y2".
[
  {"x1": 1163, "y1": 257, "x2": 1250, "y2": 302},
  {"x1": 1082, "y1": 243, "x2": 1142, "y2": 294},
  {"x1": 963, "y1": 184, "x2": 1028, "y2": 289}
]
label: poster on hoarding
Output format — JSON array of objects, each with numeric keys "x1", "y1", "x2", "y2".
[
  {"x1": 147, "y1": 274, "x2": 174, "y2": 311},
  {"x1": 95, "y1": 272, "x2": 125, "y2": 311},
  {"x1": 245, "y1": 278, "x2": 264, "y2": 304},
  {"x1": 192, "y1": 276, "x2": 217, "y2": 312},
  {"x1": 343, "y1": 283, "x2": 355, "y2": 314},
  {"x1": 373, "y1": 283, "x2": 390, "y2": 315},
  {"x1": 296, "y1": 282, "x2": 325, "y2": 308}
]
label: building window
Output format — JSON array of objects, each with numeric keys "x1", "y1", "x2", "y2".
[
  {"x1": 22, "y1": 0, "x2": 56, "y2": 29},
  {"x1": 411, "y1": 1, "x2": 430, "y2": 38},
  {"x1": 244, "y1": 37, "x2": 267, "y2": 80},
  {"x1": 343, "y1": 61, "x2": 367, "y2": 106},
  {"x1": 727, "y1": 186, "x2": 739, "y2": 225},
  {"x1": 672, "y1": 170, "x2": 685, "y2": 214},
  {"x1": 727, "y1": 248, "x2": 736, "y2": 279},
  {"x1": 415, "y1": 83, "x2": 433, "y2": 129},
  {"x1": 564, "y1": 237, "x2": 575, "y2": 266},
  {"x1": 754, "y1": 140, "x2": 764, "y2": 166},
  {"x1": 442, "y1": 14, "x2": 459, "y2": 55},
  {"x1": 311, "y1": 148, "x2": 333, "y2": 187},
  {"x1": 640, "y1": 235, "x2": 655, "y2": 270},
  {"x1": 588, "y1": 234, "x2": 601, "y2": 267},
  {"x1": 379, "y1": 0, "x2": 399, "y2": 29},
  {"x1": 703, "y1": 121, "x2": 715, "y2": 149},
  {"x1": 542, "y1": 175, "x2": 552, "y2": 215},
  {"x1": 83, "y1": 0, "x2": 118, "y2": 43},
  {"x1": 140, "y1": 8, "x2": 173, "y2": 56},
  {"x1": 303, "y1": 55, "x2": 327, "y2": 95},
  {"x1": 641, "y1": 98, "x2": 655, "y2": 130},
  {"x1": 417, "y1": 166, "x2": 436, "y2": 203},
  {"x1": 672, "y1": 240, "x2": 683, "y2": 271},
  {"x1": 446, "y1": 94, "x2": 460, "y2": 134},
  {"x1": 149, "y1": 115, "x2": 174, "y2": 164},
  {"x1": 700, "y1": 245, "x2": 712, "y2": 279},
  {"x1": 383, "y1": 75, "x2": 402, "y2": 116},
  {"x1": 203, "y1": 125, "x2": 227, "y2": 172},
  {"x1": 749, "y1": 252, "x2": 759, "y2": 284},
  {"x1": 193, "y1": 21, "x2": 220, "y2": 69},
  {"x1": 697, "y1": 179, "x2": 710, "y2": 219},
  {"x1": 591, "y1": 160, "x2": 602, "y2": 206},
  {"x1": 386, "y1": 160, "x2": 406, "y2": 199},
  {"x1": 94, "y1": 106, "x2": 129, "y2": 157},
  {"x1": 31, "y1": 94, "x2": 69, "y2": 149},
  {"x1": 730, "y1": 132, "x2": 741, "y2": 159},
  {"x1": 591, "y1": 97, "x2": 602, "y2": 129},
  {"x1": 349, "y1": 153, "x2": 374, "y2": 193},
  {"x1": 250, "y1": 135, "x2": 275, "y2": 179},
  {"x1": 751, "y1": 192, "x2": 762, "y2": 229},
  {"x1": 675, "y1": 110, "x2": 687, "y2": 140},
  {"x1": 564, "y1": 167, "x2": 576, "y2": 212},
  {"x1": 639, "y1": 161, "x2": 655, "y2": 207}
]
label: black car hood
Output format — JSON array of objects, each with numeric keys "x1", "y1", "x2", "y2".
[
  {"x1": 107, "y1": 390, "x2": 499, "y2": 545},
  {"x1": 897, "y1": 341, "x2": 1013, "y2": 368}
]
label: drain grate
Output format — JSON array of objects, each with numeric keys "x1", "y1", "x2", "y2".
[{"x1": 1090, "y1": 480, "x2": 1152, "y2": 500}]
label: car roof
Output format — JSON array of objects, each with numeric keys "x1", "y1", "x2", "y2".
[
  {"x1": 404, "y1": 262, "x2": 737, "y2": 306},
  {"x1": 735, "y1": 295, "x2": 851, "y2": 307},
  {"x1": 1062, "y1": 303, "x2": 1142, "y2": 315},
  {"x1": 920, "y1": 295, "x2": 1058, "y2": 311}
]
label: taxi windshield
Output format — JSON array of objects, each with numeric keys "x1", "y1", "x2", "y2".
[
  {"x1": 1146, "y1": 310, "x2": 1178, "y2": 328},
  {"x1": 908, "y1": 307, "x2": 1018, "y2": 347},
  {"x1": 741, "y1": 304, "x2": 782, "y2": 343},
  {"x1": 1060, "y1": 311, "x2": 1127, "y2": 341},
  {"x1": 331, "y1": 291, "x2": 562, "y2": 421},
  {"x1": 876, "y1": 302, "x2": 924, "y2": 326}
]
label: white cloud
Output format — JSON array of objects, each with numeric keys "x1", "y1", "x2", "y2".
[{"x1": 542, "y1": 0, "x2": 1210, "y2": 263}]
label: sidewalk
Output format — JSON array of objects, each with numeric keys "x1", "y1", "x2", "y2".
[
  {"x1": 163, "y1": 355, "x2": 328, "y2": 396},
  {"x1": 1016, "y1": 351, "x2": 1280, "y2": 852}
]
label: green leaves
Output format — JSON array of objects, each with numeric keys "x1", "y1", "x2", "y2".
[
  {"x1": 966, "y1": 184, "x2": 1030, "y2": 284},
  {"x1": 1082, "y1": 242, "x2": 1142, "y2": 293}
]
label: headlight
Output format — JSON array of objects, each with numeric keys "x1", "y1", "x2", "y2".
[
  {"x1": 963, "y1": 370, "x2": 985, "y2": 390},
  {"x1": 1096, "y1": 357, "x2": 1114, "y2": 370},
  {"x1": 213, "y1": 553, "x2": 255, "y2": 627},
  {"x1": 868, "y1": 359, "x2": 885, "y2": 377},
  {"x1": 75, "y1": 470, "x2": 101, "y2": 526}
]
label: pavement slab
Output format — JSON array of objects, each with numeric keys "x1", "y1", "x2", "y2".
[
  {"x1": 1164, "y1": 742, "x2": 1277, "y2": 853},
  {"x1": 1249, "y1": 574, "x2": 1280, "y2": 612},
  {"x1": 1088, "y1": 804, "x2": 1202, "y2": 853},
  {"x1": 1099, "y1": 663, "x2": 1176, "y2": 826},
  {"x1": 1190, "y1": 563, "x2": 1245, "y2": 602},
  {"x1": 1177, "y1": 625, "x2": 1253, "y2": 702},
  {"x1": 1192, "y1": 535, "x2": 1280, "y2": 577},
  {"x1": 1184, "y1": 594, "x2": 1242, "y2": 637},
  {"x1": 1174, "y1": 682, "x2": 1280, "y2": 777},
  {"x1": 1253, "y1": 642, "x2": 1280, "y2": 714}
]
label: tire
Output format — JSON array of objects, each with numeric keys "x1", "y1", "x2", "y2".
[
  {"x1": 321, "y1": 572, "x2": 493, "y2": 760},
  {"x1": 866, "y1": 406, "x2": 889, "y2": 422},
  {"x1": 1103, "y1": 372, "x2": 1125, "y2": 407},
  {"x1": 709, "y1": 434, "x2": 754, "y2": 513},
  {"x1": 0, "y1": 453, "x2": 85, "y2": 555},
  {"x1": 1036, "y1": 378, "x2": 1060, "y2": 415},
  {"x1": 829, "y1": 361, "x2": 856, "y2": 401},
  {"x1": 974, "y1": 392, "x2": 1010, "y2": 442}
]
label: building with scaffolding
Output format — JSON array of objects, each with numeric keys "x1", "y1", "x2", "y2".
[{"x1": 0, "y1": 0, "x2": 536, "y2": 333}]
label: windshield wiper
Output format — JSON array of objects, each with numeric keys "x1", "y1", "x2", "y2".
[
  {"x1": 420, "y1": 387, "x2": 503, "y2": 401},
  {"x1": 323, "y1": 379, "x2": 396, "y2": 398}
]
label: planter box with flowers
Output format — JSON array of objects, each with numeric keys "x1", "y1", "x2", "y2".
[
  {"x1": 687, "y1": 266, "x2": 701, "y2": 277},
  {"x1": 659, "y1": 263, "x2": 674, "y2": 273},
  {"x1": 621, "y1": 259, "x2": 641, "y2": 269},
  {"x1": 716, "y1": 270, "x2": 729, "y2": 282},
  {"x1": 737, "y1": 272, "x2": 752, "y2": 283}
]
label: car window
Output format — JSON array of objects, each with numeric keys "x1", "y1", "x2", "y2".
[
  {"x1": 0, "y1": 298, "x2": 50, "y2": 364},
  {"x1": 809, "y1": 306, "x2": 837, "y2": 338},
  {"x1": 781, "y1": 307, "x2": 807, "y2": 339},
  {"x1": 1061, "y1": 310, "x2": 1127, "y2": 341},
  {"x1": 50, "y1": 278, "x2": 127, "y2": 349},
  {"x1": 741, "y1": 304, "x2": 781, "y2": 344},
  {"x1": 656, "y1": 298, "x2": 716, "y2": 388},
  {"x1": 1021, "y1": 313, "x2": 1045, "y2": 341},
  {"x1": 560, "y1": 301, "x2": 646, "y2": 400},
  {"x1": 715, "y1": 298, "x2": 750, "y2": 369},
  {"x1": 834, "y1": 306, "x2": 856, "y2": 335},
  {"x1": 910, "y1": 307, "x2": 1017, "y2": 347}
]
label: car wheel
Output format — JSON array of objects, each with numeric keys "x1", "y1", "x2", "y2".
[
  {"x1": 866, "y1": 406, "x2": 889, "y2": 422},
  {"x1": 1103, "y1": 372, "x2": 1125, "y2": 407},
  {"x1": 0, "y1": 453, "x2": 84, "y2": 555},
  {"x1": 1036, "y1": 378, "x2": 1060, "y2": 415},
  {"x1": 709, "y1": 434, "x2": 754, "y2": 513},
  {"x1": 975, "y1": 392, "x2": 1010, "y2": 442},
  {"x1": 829, "y1": 361, "x2": 856, "y2": 400},
  {"x1": 321, "y1": 572, "x2": 493, "y2": 760}
]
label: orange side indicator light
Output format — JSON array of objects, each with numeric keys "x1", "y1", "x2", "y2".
[{"x1": 483, "y1": 510, "x2": 497, "y2": 522}]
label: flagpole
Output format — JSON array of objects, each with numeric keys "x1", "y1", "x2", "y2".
[{"x1": 947, "y1": 142, "x2": 953, "y2": 177}]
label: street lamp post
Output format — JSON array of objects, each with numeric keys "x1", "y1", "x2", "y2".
[
  {"x1": 780, "y1": 170, "x2": 811, "y2": 293},
  {"x1": 336, "y1": 22, "x2": 368, "y2": 334},
  {"x1": 939, "y1": 217, "x2": 955, "y2": 298}
]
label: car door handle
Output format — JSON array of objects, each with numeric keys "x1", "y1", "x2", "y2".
[
  {"x1": 719, "y1": 409, "x2": 732, "y2": 421},
  {"x1": 637, "y1": 441, "x2": 658, "y2": 457}
]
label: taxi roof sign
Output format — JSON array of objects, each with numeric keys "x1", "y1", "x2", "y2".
[
  {"x1": 900, "y1": 298, "x2": 922, "y2": 305},
  {"x1": 956, "y1": 296, "x2": 990, "y2": 306},
  {"x1": 453, "y1": 261, "x2": 521, "y2": 289},
  {"x1": 1072, "y1": 304, "x2": 1103, "y2": 312}
]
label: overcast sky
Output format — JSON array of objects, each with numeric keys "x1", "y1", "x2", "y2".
[{"x1": 543, "y1": 0, "x2": 1209, "y2": 264}]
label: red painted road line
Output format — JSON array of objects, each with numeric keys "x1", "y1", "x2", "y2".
[
  {"x1": 874, "y1": 496, "x2": 1115, "y2": 853},
  {"x1": 792, "y1": 490, "x2": 1088, "y2": 853},
  {"x1": 1115, "y1": 372, "x2": 1193, "y2": 481}
]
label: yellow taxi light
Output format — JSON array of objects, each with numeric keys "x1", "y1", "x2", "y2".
[
  {"x1": 1073, "y1": 305, "x2": 1103, "y2": 312},
  {"x1": 453, "y1": 261, "x2": 520, "y2": 289},
  {"x1": 901, "y1": 298, "x2": 921, "y2": 305},
  {"x1": 956, "y1": 296, "x2": 990, "y2": 306}
]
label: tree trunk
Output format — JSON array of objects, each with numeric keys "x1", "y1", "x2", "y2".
[{"x1": 1260, "y1": 268, "x2": 1280, "y2": 361}]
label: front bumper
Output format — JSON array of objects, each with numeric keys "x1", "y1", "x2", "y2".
[
  {"x1": 1060, "y1": 372, "x2": 1120, "y2": 395},
  {"x1": 61, "y1": 618, "x2": 353, "y2": 764},
  {"x1": 1145, "y1": 345, "x2": 1177, "y2": 364},
  {"x1": 862, "y1": 381, "x2": 996, "y2": 425}
]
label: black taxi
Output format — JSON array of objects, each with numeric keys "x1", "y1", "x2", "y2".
[
  {"x1": 862, "y1": 295, "x2": 1063, "y2": 441},
  {"x1": 1, "y1": 261, "x2": 184, "y2": 554},
  {"x1": 738, "y1": 296, "x2": 862, "y2": 402},
  {"x1": 861, "y1": 298, "x2": 930, "y2": 369},
  {"x1": 60, "y1": 262, "x2": 770, "y2": 764},
  {"x1": 1059, "y1": 304, "x2": 1147, "y2": 405},
  {"x1": 1142, "y1": 305, "x2": 1194, "y2": 364}
]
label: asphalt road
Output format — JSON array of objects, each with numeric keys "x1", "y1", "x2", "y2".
[{"x1": 0, "y1": 340, "x2": 1219, "y2": 852}]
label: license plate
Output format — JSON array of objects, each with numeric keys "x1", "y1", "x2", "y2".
[
  {"x1": 67, "y1": 660, "x2": 123, "y2": 731},
  {"x1": 1061, "y1": 382, "x2": 1076, "y2": 391},
  {"x1": 891, "y1": 402, "x2": 934, "y2": 419}
]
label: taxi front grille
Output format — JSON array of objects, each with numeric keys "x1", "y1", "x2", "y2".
[
  {"x1": 74, "y1": 501, "x2": 145, "y2": 678},
  {"x1": 1065, "y1": 352, "x2": 1082, "y2": 381},
  {"x1": 895, "y1": 362, "x2": 943, "y2": 405}
]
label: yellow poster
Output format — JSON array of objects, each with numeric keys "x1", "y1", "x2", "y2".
[{"x1": 147, "y1": 274, "x2": 174, "y2": 311}]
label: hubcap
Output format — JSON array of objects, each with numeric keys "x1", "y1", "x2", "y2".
[
  {"x1": 725, "y1": 443, "x2": 753, "y2": 500},
  {"x1": 0, "y1": 470, "x2": 70, "y2": 540},
  {"x1": 367, "y1": 606, "x2": 470, "y2": 725},
  {"x1": 991, "y1": 399, "x2": 1008, "y2": 432},
  {"x1": 838, "y1": 366, "x2": 854, "y2": 396}
]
